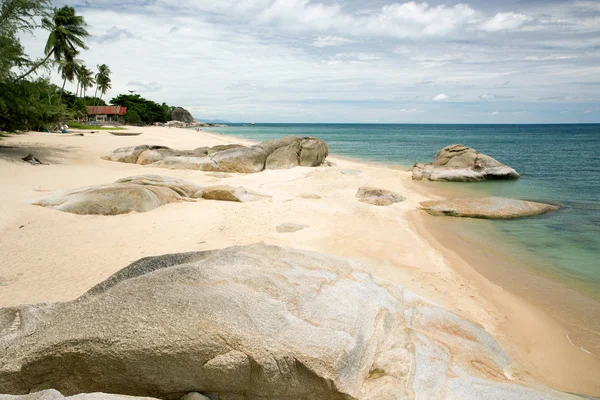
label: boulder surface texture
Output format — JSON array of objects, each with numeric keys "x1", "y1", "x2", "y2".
[
  {"x1": 168, "y1": 107, "x2": 195, "y2": 124},
  {"x1": 356, "y1": 187, "x2": 405, "y2": 206},
  {"x1": 0, "y1": 244, "x2": 579, "y2": 400},
  {"x1": 101, "y1": 136, "x2": 329, "y2": 173},
  {"x1": 420, "y1": 197, "x2": 560, "y2": 219},
  {"x1": 32, "y1": 175, "x2": 265, "y2": 215},
  {"x1": 412, "y1": 144, "x2": 520, "y2": 182}
]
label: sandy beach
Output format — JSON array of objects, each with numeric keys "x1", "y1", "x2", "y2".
[{"x1": 1, "y1": 126, "x2": 599, "y2": 396}]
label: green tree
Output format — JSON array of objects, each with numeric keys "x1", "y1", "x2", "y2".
[
  {"x1": 123, "y1": 110, "x2": 141, "y2": 125},
  {"x1": 0, "y1": 0, "x2": 50, "y2": 81},
  {"x1": 16, "y1": 5, "x2": 89, "y2": 81},
  {"x1": 76, "y1": 64, "x2": 95, "y2": 104},
  {"x1": 92, "y1": 63, "x2": 111, "y2": 112},
  {"x1": 110, "y1": 93, "x2": 170, "y2": 124},
  {"x1": 57, "y1": 51, "x2": 80, "y2": 102}
]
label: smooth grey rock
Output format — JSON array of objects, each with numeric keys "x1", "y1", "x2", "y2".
[
  {"x1": 201, "y1": 185, "x2": 269, "y2": 203},
  {"x1": 276, "y1": 223, "x2": 308, "y2": 233},
  {"x1": 169, "y1": 107, "x2": 195, "y2": 124},
  {"x1": 179, "y1": 393, "x2": 210, "y2": 400},
  {"x1": 412, "y1": 144, "x2": 520, "y2": 182},
  {"x1": 419, "y1": 197, "x2": 560, "y2": 219},
  {"x1": 0, "y1": 390, "x2": 160, "y2": 400},
  {"x1": 356, "y1": 187, "x2": 405, "y2": 206},
  {"x1": 265, "y1": 137, "x2": 329, "y2": 170},
  {"x1": 103, "y1": 136, "x2": 328, "y2": 174},
  {"x1": 101, "y1": 145, "x2": 149, "y2": 163},
  {"x1": 0, "y1": 244, "x2": 582, "y2": 400},
  {"x1": 31, "y1": 176, "x2": 268, "y2": 215},
  {"x1": 31, "y1": 175, "x2": 204, "y2": 215},
  {"x1": 136, "y1": 150, "x2": 164, "y2": 165}
]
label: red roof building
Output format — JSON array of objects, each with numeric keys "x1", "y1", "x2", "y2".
[{"x1": 87, "y1": 106, "x2": 127, "y2": 122}]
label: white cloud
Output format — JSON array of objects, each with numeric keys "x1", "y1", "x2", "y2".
[
  {"x1": 398, "y1": 108, "x2": 421, "y2": 113},
  {"x1": 492, "y1": 111, "x2": 500, "y2": 115},
  {"x1": 313, "y1": 35, "x2": 356, "y2": 47},
  {"x1": 433, "y1": 93, "x2": 449, "y2": 101},
  {"x1": 480, "y1": 12, "x2": 533, "y2": 32}
]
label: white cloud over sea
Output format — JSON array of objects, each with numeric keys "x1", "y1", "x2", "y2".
[{"x1": 18, "y1": 0, "x2": 600, "y2": 123}]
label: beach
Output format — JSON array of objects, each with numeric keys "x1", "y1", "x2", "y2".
[{"x1": 0, "y1": 126, "x2": 599, "y2": 396}]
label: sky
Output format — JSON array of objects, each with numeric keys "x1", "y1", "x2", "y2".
[{"x1": 19, "y1": 0, "x2": 600, "y2": 123}]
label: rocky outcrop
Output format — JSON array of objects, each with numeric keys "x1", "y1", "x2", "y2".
[
  {"x1": 356, "y1": 187, "x2": 405, "y2": 206},
  {"x1": 419, "y1": 197, "x2": 560, "y2": 219},
  {"x1": 31, "y1": 175, "x2": 267, "y2": 215},
  {"x1": 412, "y1": 144, "x2": 520, "y2": 182},
  {"x1": 0, "y1": 244, "x2": 581, "y2": 400},
  {"x1": 101, "y1": 136, "x2": 329, "y2": 174},
  {"x1": 0, "y1": 390, "x2": 162, "y2": 400},
  {"x1": 168, "y1": 107, "x2": 195, "y2": 124}
]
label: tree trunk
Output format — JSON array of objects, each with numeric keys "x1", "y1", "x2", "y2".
[
  {"x1": 15, "y1": 49, "x2": 55, "y2": 82},
  {"x1": 92, "y1": 85, "x2": 99, "y2": 116},
  {"x1": 59, "y1": 77, "x2": 67, "y2": 103}
]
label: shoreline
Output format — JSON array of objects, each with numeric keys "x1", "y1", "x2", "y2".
[{"x1": 0, "y1": 125, "x2": 598, "y2": 396}]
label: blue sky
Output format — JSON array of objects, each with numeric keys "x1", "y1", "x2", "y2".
[{"x1": 20, "y1": 0, "x2": 600, "y2": 123}]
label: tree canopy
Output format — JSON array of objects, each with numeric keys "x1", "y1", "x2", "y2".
[{"x1": 110, "y1": 94, "x2": 170, "y2": 124}]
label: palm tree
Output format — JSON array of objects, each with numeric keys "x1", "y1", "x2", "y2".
[
  {"x1": 77, "y1": 64, "x2": 95, "y2": 103},
  {"x1": 15, "y1": 6, "x2": 88, "y2": 81},
  {"x1": 92, "y1": 64, "x2": 111, "y2": 113},
  {"x1": 57, "y1": 51, "x2": 81, "y2": 102}
]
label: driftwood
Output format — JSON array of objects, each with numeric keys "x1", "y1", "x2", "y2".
[{"x1": 22, "y1": 154, "x2": 49, "y2": 165}]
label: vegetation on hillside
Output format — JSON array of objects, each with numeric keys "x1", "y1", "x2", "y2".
[{"x1": 110, "y1": 94, "x2": 170, "y2": 124}]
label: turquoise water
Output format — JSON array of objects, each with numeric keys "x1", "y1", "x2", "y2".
[{"x1": 202, "y1": 123, "x2": 600, "y2": 299}]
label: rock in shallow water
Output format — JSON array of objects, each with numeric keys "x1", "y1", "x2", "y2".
[
  {"x1": 0, "y1": 244, "x2": 579, "y2": 400},
  {"x1": 419, "y1": 197, "x2": 560, "y2": 219},
  {"x1": 412, "y1": 144, "x2": 520, "y2": 182}
]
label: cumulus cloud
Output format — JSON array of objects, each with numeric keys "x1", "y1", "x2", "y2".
[
  {"x1": 313, "y1": 35, "x2": 356, "y2": 47},
  {"x1": 17, "y1": 0, "x2": 599, "y2": 123},
  {"x1": 433, "y1": 93, "x2": 449, "y2": 101},
  {"x1": 480, "y1": 12, "x2": 533, "y2": 32},
  {"x1": 128, "y1": 81, "x2": 163, "y2": 92},
  {"x1": 91, "y1": 26, "x2": 134, "y2": 43}
]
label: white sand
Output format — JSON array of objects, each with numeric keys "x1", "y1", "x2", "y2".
[{"x1": 0, "y1": 126, "x2": 598, "y2": 395}]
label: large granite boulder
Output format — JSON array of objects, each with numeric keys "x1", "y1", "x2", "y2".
[
  {"x1": 0, "y1": 244, "x2": 580, "y2": 400},
  {"x1": 31, "y1": 175, "x2": 204, "y2": 215},
  {"x1": 102, "y1": 136, "x2": 329, "y2": 174},
  {"x1": 168, "y1": 107, "x2": 195, "y2": 124},
  {"x1": 419, "y1": 197, "x2": 560, "y2": 219},
  {"x1": 265, "y1": 136, "x2": 329, "y2": 170},
  {"x1": 0, "y1": 390, "x2": 162, "y2": 400},
  {"x1": 356, "y1": 187, "x2": 405, "y2": 206},
  {"x1": 31, "y1": 175, "x2": 267, "y2": 215},
  {"x1": 412, "y1": 144, "x2": 520, "y2": 181}
]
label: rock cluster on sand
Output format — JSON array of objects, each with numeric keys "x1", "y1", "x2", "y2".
[
  {"x1": 356, "y1": 187, "x2": 405, "y2": 206},
  {"x1": 420, "y1": 197, "x2": 560, "y2": 219},
  {"x1": 412, "y1": 144, "x2": 520, "y2": 182},
  {"x1": 101, "y1": 136, "x2": 329, "y2": 173},
  {"x1": 0, "y1": 244, "x2": 579, "y2": 400},
  {"x1": 31, "y1": 175, "x2": 267, "y2": 215}
]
